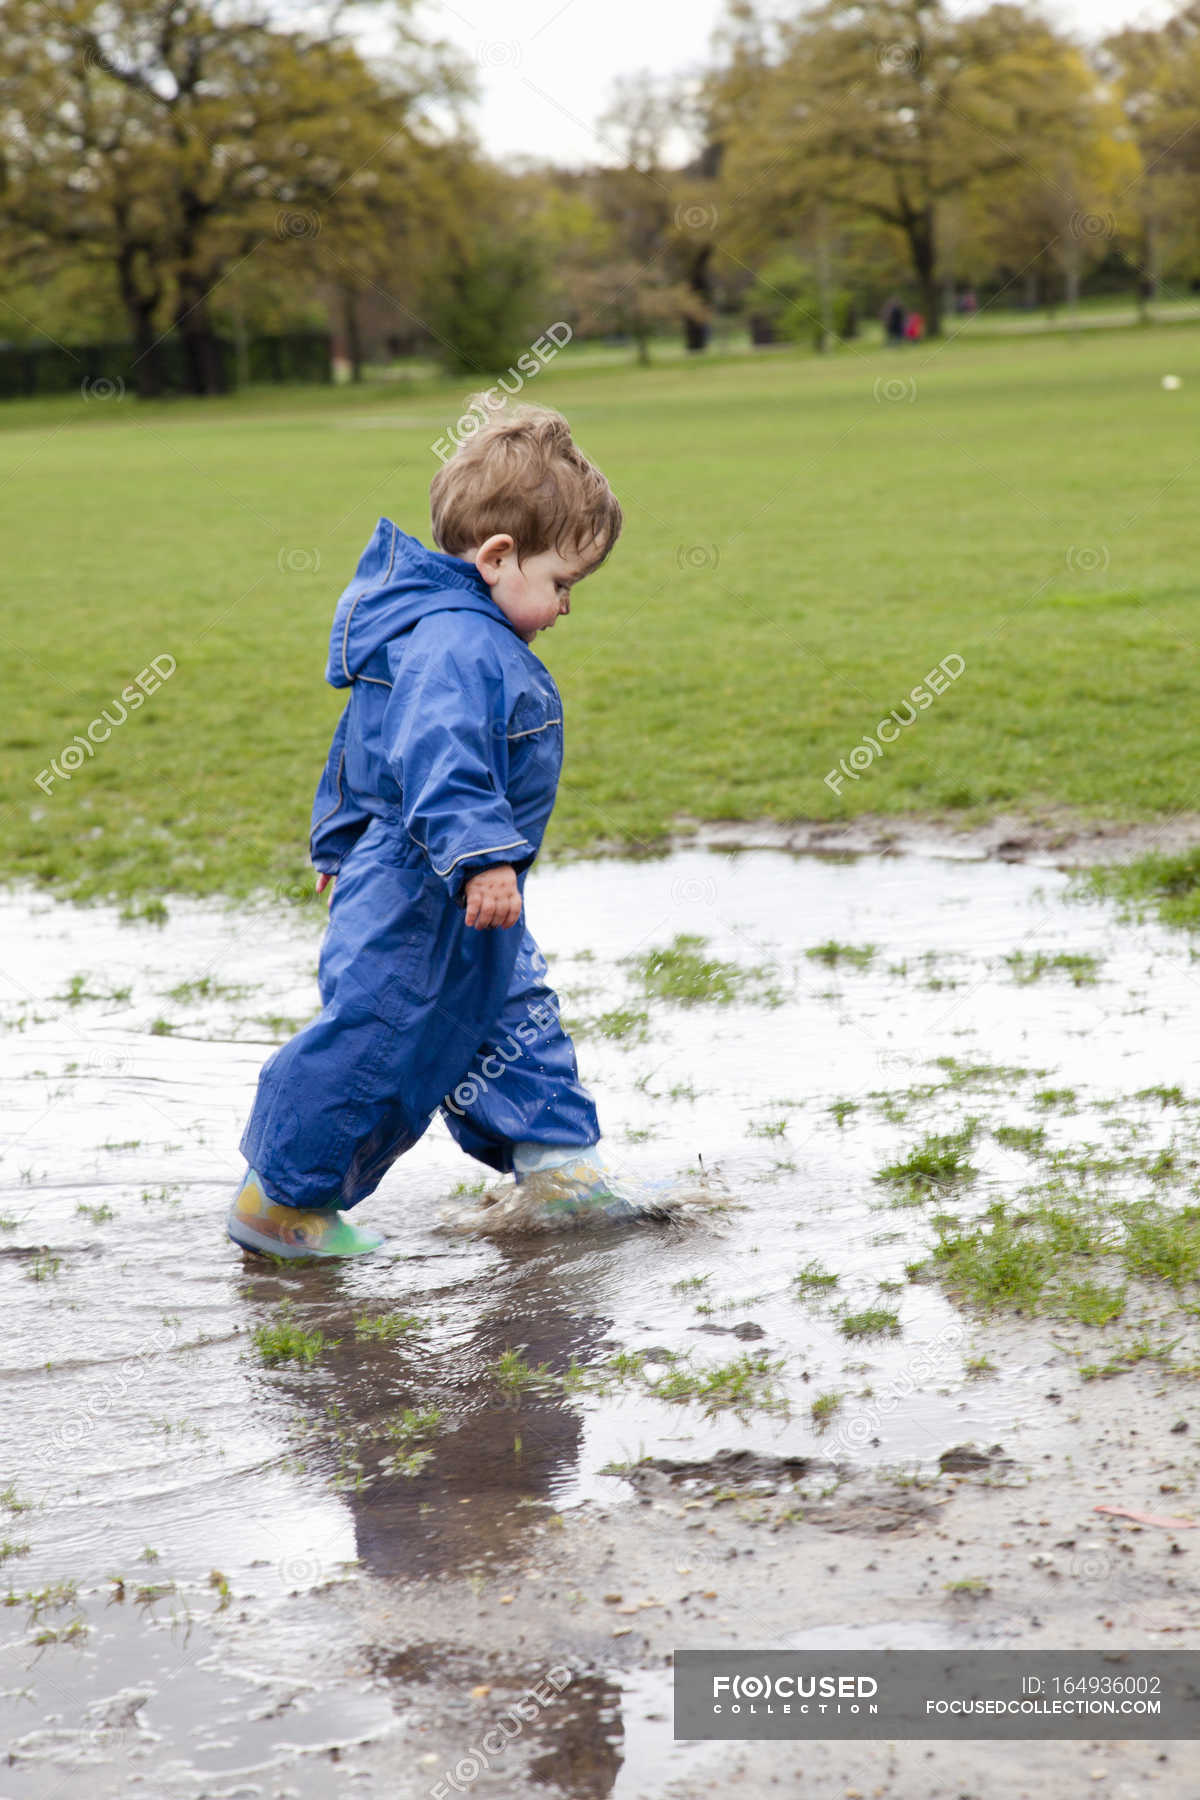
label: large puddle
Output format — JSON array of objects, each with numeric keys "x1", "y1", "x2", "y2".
[{"x1": 4, "y1": 846, "x2": 1198, "y2": 1794}]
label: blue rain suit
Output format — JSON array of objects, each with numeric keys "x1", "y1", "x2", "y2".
[{"x1": 239, "y1": 519, "x2": 600, "y2": 1209}]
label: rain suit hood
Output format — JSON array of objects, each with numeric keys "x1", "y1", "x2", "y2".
[{"x1": 327, "y1": 518, "x2": 515, "y2": 689}]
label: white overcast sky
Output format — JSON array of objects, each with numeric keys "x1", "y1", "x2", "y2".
[{"x1": 406, "y1": 0, "x2": 1179, "y2": 167}]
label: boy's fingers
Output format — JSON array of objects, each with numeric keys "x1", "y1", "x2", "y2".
[{"x1": 464, "y1": 875, "x2": 521, "y2": 929}]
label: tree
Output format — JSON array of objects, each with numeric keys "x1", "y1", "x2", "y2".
[
  {"x1": 0, "y1": 0, "x2": 469, "y2": 394},
  {"x1": 593, "y1": 70, "x2": 716, "y2": 357},
  {"x1": 1100, "y1": 10, "x2": 1200, "y2": 312},
  {"x1": 958, "y1": 47, "x2": 1139, "y2": 315},
  {"x1": 312, "y1": 134, "x2": 487, "y2": 382},
  {"x1": 711, "y1": 0, "x2": 1104, "y2": 336}
]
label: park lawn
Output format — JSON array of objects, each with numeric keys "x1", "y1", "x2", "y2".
[{"x1": 3, "y1": 326, "x2": 1199, "y2": 906}]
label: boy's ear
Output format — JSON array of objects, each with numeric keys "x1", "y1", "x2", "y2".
[{"x1": 474, "y1": 533, "x2": 514, "y2": 586}]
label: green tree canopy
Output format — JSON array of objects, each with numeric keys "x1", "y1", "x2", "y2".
[
  {"x1": 710, "y1": 0, "x2": 1115, "y2": 334},
  {"x1": 0, "y1": 0, "x2": 470, "y2": 393}
]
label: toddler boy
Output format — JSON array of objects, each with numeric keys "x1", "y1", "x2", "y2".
[{"x1": 229, "y1": 405, "x2": 624, "y2": 1257}]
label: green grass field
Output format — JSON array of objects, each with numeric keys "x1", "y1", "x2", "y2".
[{"x1": 5, "y1": 326, "x2": 1199, "y2": 905}]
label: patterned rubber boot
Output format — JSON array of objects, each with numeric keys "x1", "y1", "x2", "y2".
[
  {"x1": 227, "y1": 1168, "x2": 385, "y2": 1259},
  {"x1": 511, "y1": 1143, "x2": 672, "y2": 1224}
]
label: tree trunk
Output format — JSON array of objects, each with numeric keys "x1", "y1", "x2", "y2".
[
  {"x1": 127, "y1": 301, "x2": 165, "y2": 399},
  {"x1": 173, "y1": 186, "x2": 227, "y2": 395},
  {"x1": 119, "y1": 287, "x2": 166, "y2": 399},
  {"x1": 941, "y1": 271, "x2": 957, "y2": 325},
  {"x1": 1064, "y1": 237, "x2": 1081, "y2": 329},
  {"x1": 1138, "y1": 212, "x2": 1158, "y2": 324},
  {"x1": 175, "y1": 275, "x2": 228, "y2": 395},
  {"x1": 683, "y1": 242, "x2": 713, "y2": 352},
  {"x1": 908, "y1": 209, "x2": 941, "y2": 337},
  {"x1": 230, "y1": 274, "x2": 250, "y2": 389},
  {"x1": 342, "y1": 284, "x2": 364, "y2": 382},
  {"x1": 116, "y1": 239, "x2": 165, "y2": 399}
]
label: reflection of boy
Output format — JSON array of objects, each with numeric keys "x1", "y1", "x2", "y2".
[{"x1": 229, "y1": 406, "x2": 624, "y2": 1259}]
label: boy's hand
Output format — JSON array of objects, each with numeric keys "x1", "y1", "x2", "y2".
[
  {"x1": 315, "y1": 872, "x2": 335, "y2": 906},
  {"x1": 464, "y1": 864, "x2": 521, "y2": 930}
]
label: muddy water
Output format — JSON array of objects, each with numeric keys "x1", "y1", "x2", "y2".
[{"x1": 2, "y1": 847, "x2": 1197, "y2": 1796}]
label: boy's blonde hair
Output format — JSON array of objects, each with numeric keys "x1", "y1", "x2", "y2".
[{"x1": 430, "y1": 403, "x2": 622, "y2": 574}]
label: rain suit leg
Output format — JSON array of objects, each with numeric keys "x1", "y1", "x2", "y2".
[
  {"x1": 239, "y1": 820, "x2": 599, "y2": 1210},
  {"x1": 439, "y1": 930, "x2": 600, "y2": 1173}
]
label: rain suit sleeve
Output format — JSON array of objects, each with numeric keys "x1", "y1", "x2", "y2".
[
  {"x1": 309, "y1": 701, "x2": 372, "y2": 875},
  {"x1": 383, "y1": 616, "x2": 535, "y2": 903}
]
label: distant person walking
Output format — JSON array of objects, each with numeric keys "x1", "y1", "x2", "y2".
[
  {"x1": 904, "y1": 309, "x2": 925, "y2": 342},
  {"x1": 883, "y1": 297, "x2": 907, "y2": 345}
]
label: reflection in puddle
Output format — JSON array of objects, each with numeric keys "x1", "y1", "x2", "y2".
[{"x1": 2, "y1": 846, "x2": 1196, "y2": 1793}]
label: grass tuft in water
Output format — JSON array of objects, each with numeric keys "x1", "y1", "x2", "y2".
[
  {"x1": 931, "y1": 1056, "x2": 1042, "y2": 1088},
  {"x1": 165, "y1": 975, "x2": 252, "y2": 1004},
  {"x1": 590, "y1": 1005, "x2": 651, "y2": 1043},
  {"x1": 1003, "y1": 950, "x2": 1100, "y2": 986},
  {"x1": 379, "y1": 1407, "x2": 443, "y2": 1476},
  {"x1": 76, "y1": 1200, "x2": 116, "y2": 1223},
  {"x1": 793, "y1": 1259, "x2": 839, "y2": 1294},
  {"x1": 488, "y1": 1347, "x2": 560, "y2": 1395},
  {"x1": 23, "y1": 1252, "x2": 62, "y2": 1282},
  {"x1": 647, "y1": 1350, "x2": 787, "y2": 1416},
  {"x1": 875, "y1": 1122, "x2": 979, "y2": 1193},
  {"x1": 353, "y1": 1311, "x2": 424, "y2": 1341},
  {"x1": 993, "y1": 1123, "x2": 1047, "y2": 1155},
  {"x1": 251, "y1": 1301, "x2": 338, "y2": 1367},
  {"x1": 926, "y1": 1212, "x2": 1052, "y2": 1313},
  {"x1": 1032, "y1": 1087, "x2": 1077, "y2": 1112},
  {"x1": 1072, "y1": 849, "x2": 1200, "y2": 933},
  {"x1": 624, "y1": 934, "x2": 781, "y2": 1007},
  {"x1": 55, "y1": 973, "x2": 133, "y2": 1006},
  {"x1": 1061, "y1": 1280, "x2": 1127, "y2": 1325},
  {"x1": 1134, "y1": 1084, "x2": 1187, "y2": 1109},
  {"x1": 838, "y1": 1308, "x2": 901, "y2": 1338},
  {"x1": 1121, "y1": 1202, "x2": 1200, "y2": 1289},
  {"x1": 805, "y1": 940, "x2": 876, "y2": 969},
  {"x1": 810, "y1": 1390, "x2": 844, "y2": 1426}
]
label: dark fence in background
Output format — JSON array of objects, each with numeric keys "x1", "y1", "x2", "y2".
[
  {"x1": 245, "y1": 331, "x2": 331, "y2": 385},
  {"x1": 0, "y1": 330, "x2": 332, "y2": 398}
]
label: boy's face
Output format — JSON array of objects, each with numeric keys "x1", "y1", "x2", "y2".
[{"x1": 469, "y1": 534, "x2": 603, "y2": 644}]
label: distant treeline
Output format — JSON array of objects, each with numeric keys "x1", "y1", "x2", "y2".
[
  {"x1": 0, "y1": 333, "x2": 332, "y2": 401},
  {"x1": 2, "y1": 1, "x2": 1199, "y2": 394}
]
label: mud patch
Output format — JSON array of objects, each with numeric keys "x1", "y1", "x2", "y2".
[
  {"x1": 608, "y1": 1453, "x2": 953, "y2": 1536},
  {"x1": 679, "y1": 806, "x2": 1200, "y2": 868},
  {"x1": 608, "y1": 1448, "x2": 828, "y2": 1489}
]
